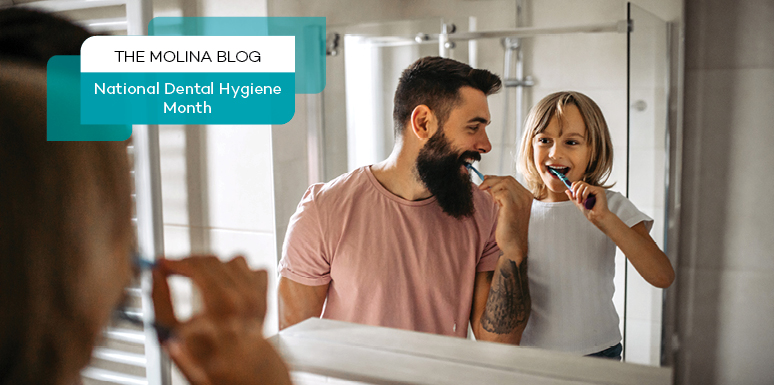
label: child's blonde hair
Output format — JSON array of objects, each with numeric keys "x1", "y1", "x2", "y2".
[{"x1": 517, "y1": 91, "x2": 614, "y2": 199}]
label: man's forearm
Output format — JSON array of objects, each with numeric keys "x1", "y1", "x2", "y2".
[
  {"x1": 277, "y1": 277, "x2": 329, "y2": 330},
  {"x1": 480, "y1": 252, "x2": 530, "y2": 337}
]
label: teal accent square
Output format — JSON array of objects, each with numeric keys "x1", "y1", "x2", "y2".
[
  {"x1": 148, "y1": 17, "x2": 326, "y2": 94},
  {"x1": 47, "y1": 55, "x2": 131, "y2": 141}
]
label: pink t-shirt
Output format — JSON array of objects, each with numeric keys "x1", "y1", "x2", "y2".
[{"x1": 279, "y1": 166, "x2": 501, "y2": 338}]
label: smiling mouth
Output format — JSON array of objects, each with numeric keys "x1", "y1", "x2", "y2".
[{"x1": 547, "y1": 165, "x2": 570, "y2": 177}]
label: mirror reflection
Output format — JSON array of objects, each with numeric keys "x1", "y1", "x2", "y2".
[
  {"x1": 51, "y1": 0, "x2": 677, "y2": 381},
  {"x1": 276, "y1": 0, "x2": 674, "y2": 368}
]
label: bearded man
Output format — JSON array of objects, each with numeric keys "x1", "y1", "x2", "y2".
[{"x1": 278, "y1": 56, "x2": 533, "y2": 344}]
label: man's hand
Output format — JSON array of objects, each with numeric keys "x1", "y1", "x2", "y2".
[
  {"x1": 478, "y1": 175, "x2": 533, "y2": 260},
  {"x1": 471, "y1": 175, "x2": 532, "y2": 344},
  {"x1": 152, "y1": 256, "x2": 292, "y2": 385}
]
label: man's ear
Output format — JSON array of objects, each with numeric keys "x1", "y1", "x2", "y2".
[{"x1": 410, "y1": 105, "x2": 437, "y2": 140}]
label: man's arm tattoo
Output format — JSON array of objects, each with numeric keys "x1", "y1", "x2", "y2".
[{"x1": 481, "y1": 255, "x2": 530, "y2": 334}]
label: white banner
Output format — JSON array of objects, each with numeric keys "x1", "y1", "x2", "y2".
[{"x1": 81, "y1": 36, "x2": 295, "y2": 73}]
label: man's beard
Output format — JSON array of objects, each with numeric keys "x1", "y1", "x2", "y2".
[{"x1": 415, "y1": 129, "x2": 481, "y2": 219}]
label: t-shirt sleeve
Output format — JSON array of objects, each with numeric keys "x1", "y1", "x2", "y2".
[
  {"x1": 278, "y1": 185, "x2": 332, "y2": 286},
  {"x1": 606, "y1": 190, "x2": 654, "y2": 232},
  {"x1": 476, "y1": 205, "x2": 501, "y2": 272}
]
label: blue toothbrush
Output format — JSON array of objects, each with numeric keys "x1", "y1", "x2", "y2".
[
  {"x1": 548, "y1": 168, "x2": 596, "y2": 209},
  {"x1": 465, "y1": 163, "x2": 485, "y2": 182}
]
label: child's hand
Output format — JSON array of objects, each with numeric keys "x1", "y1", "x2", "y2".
[{"x1": 566, "y1": 181, "x2": 609, "y2": 224}]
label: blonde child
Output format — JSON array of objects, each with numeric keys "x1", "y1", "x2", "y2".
[{"x1": 516, "y1": 91, "x2": 674, "y2": 359}]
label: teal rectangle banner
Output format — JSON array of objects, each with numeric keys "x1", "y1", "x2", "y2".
[{"x1": 81, "y1": 72, "x2": 295, "y2": 125}]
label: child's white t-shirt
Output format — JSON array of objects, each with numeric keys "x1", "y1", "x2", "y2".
[{"x1": 520, "y1": 190, "x2": 653, "y2": 354}]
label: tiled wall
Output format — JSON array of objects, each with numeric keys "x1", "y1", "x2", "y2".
[
  {"x1": 676, "y1": 0, "x2": 774, "y2": 383},
  {"x1": 158, "y1": 124, "x2": 279, "y2": 329},
  {"x1": 155, "y1": 0, "x2": 278, "y2": 346}
]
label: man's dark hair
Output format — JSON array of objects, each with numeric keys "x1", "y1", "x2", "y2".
[{"x1": 392, "y1": 56, "x2": 501, "y2": 137}]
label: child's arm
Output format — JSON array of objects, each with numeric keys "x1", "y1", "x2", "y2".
[{"x1": 567, "y1": 182, "x2": 675, "y2": 289}]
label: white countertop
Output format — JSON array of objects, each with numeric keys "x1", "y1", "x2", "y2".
[{"x1": 271, "y1": 318, "x2": 672, "y2": 385}]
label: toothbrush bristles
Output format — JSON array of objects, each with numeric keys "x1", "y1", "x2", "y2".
[
  {"x1": 466, "y1": 163, "x2": 485, "y2": 181},
  {"x1": 549, "y1": 168, "x2": 573, "y2": 190}
]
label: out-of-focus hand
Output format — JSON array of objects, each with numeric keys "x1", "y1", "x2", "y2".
[
  {"x1": 152, "y1": 256, "x2": 292, "y2": 385},
  {"x1": 479, "y1": 175, "x2": 533, "y2": 262}
]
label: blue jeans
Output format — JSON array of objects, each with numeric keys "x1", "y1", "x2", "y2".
[{"x1": 586, "y1": 342, "x2": 622, "y2": 361}]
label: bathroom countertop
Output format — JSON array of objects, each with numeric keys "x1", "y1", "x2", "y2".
[{"x1": 270, "y1": 318, "x2": 672, "y2": 385}]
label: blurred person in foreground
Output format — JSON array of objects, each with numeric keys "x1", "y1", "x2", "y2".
[{"x1": 0, "y1": 8, "x2": 292, "y2": 385}]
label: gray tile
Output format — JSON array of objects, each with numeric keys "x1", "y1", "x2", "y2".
[
  {"x1": 721, "y1": 69, "x2": 774, "y2": 271},
  {"x1": 681, "y1": 69, "x2": 774, "y2": 271},
  {"x1": 686, "y1": 0, "x2": 774, "y2": 70},
  {"x1": 674, "y1": 267, "x2": 774, "y2": 383},
  {"x1": 673, "y1": 267, "x2": 723, "y2": 383},
  {"x1": 713, "y1": 270, "x2": 774, "y2": 383}
]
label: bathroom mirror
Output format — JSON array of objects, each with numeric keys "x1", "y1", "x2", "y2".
[{"x1": 275, "y1": 0, "x2": 675, "y2": 370}]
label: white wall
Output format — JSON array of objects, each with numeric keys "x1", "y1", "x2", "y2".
[
  {"x1": 155, "y1": 0, "x2": 278, "y2": 337},
  {"x1": 675, "y1": 0, "x2": 774, "y2": 383}
]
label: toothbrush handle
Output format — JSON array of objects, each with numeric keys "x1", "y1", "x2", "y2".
[{"x1": 584, "y1": 194, "x2": 596, "y2": 210}]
